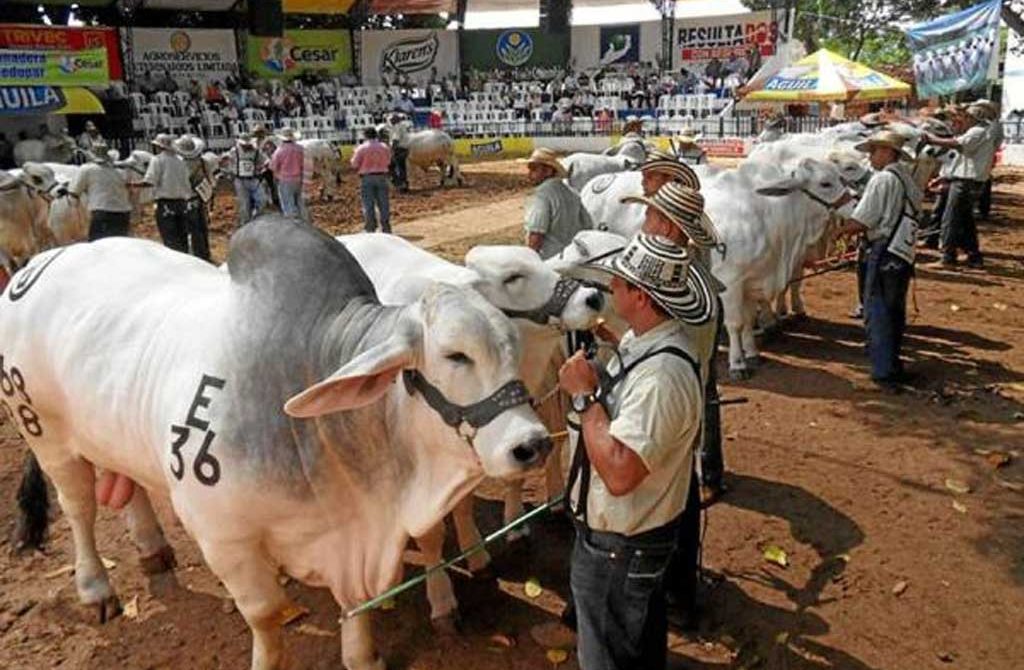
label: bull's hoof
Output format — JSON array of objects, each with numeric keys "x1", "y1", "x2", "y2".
[
  {"x1": 728, "y1": 367, "x2": 751, "y2": 382},
  {"x1": 139, "y1": 544, "x2": 177, "y2": 575},
  {"x1": 431, "y1": 612, "x2": 462, "y2": 637},
  {"x1": 744, "y1": 355, "x2": 763, "y2": 370},
  {"x1": 95, "y1": 594, "x2": 122, "y2": 624}
]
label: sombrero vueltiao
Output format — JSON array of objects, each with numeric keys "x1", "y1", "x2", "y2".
[
  {"x1": 620, "y1": 182, "x2": 721, "y2": 249},
  {"x1": 638, "y1": 149, "x2": 701, "y2": 191},
  {"x1": 584, "y1": 233, "x2": 716, "y2": 326}
]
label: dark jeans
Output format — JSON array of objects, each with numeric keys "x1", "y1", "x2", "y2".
[
  {"x1": 571, "y1": 519, "x2": 678, "y2": 670},
  {"x1": 855, "y1": 236, "x2": 869, "y2": 306},
  {"x1": 923, "y1": 188, "x2": 948, "y2": 249},
  {"x1": 940, "y1": 179, "x2": 981, "y2": 262},
  {"x1": 977, "y1": 178, "x2": 992, "y2": 219},
  {"x1": 185, "y1": 199, "x2": 212, "y2": 262},
  {"x1": 88, "y1": 210, "x2": 130, "y2": 241},
  {"x1": 864, "y1": 240, "x2": 911, "y2": 381},
  {"x1": 667, "y1": 471, "x2": 701, "y2": 619},
  {"x1": 391, "y1": 146, "x2": 409, "y2": 191},
  {"x1": 155, "y1": 199, "x2": 189, "y2": 253},
  {"x1": 360, "y1": 174, "x2": 391, "y2": 232},
  {"x1": 700, "y1": 300, "x2": 725, "y2": 490}
]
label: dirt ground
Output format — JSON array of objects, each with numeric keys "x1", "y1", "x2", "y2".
[{"x1": 1, "y1": 159, "x2": 1023, "y2": 670}]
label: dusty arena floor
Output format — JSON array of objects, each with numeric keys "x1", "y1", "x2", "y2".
[{"x1": 1, "y1": 159, "x2": 1023, "y2": 669}]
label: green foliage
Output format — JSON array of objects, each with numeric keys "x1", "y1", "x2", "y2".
[{"x1": 741, "y1": 0, "x2": 990, "y2": 67}]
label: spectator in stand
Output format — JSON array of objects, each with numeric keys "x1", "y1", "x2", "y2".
[
  {"x1": 188, "y1": 79, "x2": 203, "y2": 102},
  {"x1": 206, "y1": 80, "x2": 226, "y2": 109},
  {"x1": 77, "y1": 121, "x2": 105, "y2": 155},
  {"x1": 269, "y1": 127, "x2": 307, "y2": 223},
  {"x1": 746, "y1": 46, "x2": 763, "y2": 80},
  {"x1": 396, "y1": 91, "x2": 416, "y2": 116},
  {"x1": 350, "y1": 126, "x2": 392, "y2": 233},
  {"x1": 705, "y1": 57, "x2": 723, "y2": 90},
  {"x1": 138, "y1": 69, "x2": 157, "y2": 96},
  {"x1": 595, "y1": 107, "x2": 613, "y2": 133},
  {"x1": 158, "y1": 69, "x2": 178, "y2": 94}
]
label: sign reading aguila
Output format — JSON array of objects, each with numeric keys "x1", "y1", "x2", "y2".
[
  {"x1": 0, "y1": 85, "x2": 66, "y2": 115},
  {"x1": 381, "y1": 31, "x2": 439, "y2": 78},
  {"x1": 130, "y1": 28, "x2": 238, "y2": 86},
  {"x1": 247, "y1": 30, "x2": 351, "y2": 78},
  {"x1": 0, "y1": 47, "x2": 108, "y2": 86}
]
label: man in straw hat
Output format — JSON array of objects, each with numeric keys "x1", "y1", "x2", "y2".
[
  {"x1": 836, "y1": 130, "x2": 923, "y2": 391},
  {"x1": 558, "y1": 233, "x2": 715, "y2": 670},
  {"x1": 270, "y1": 127, "x2": 309, "y2": 223},
  {"x1": 619, "y1": 180, "x2": 726, "y2": 621},
  {"x1": 173, "y1": 134, "x2": 212, "y2": 262},
  {"x1": 971, "y1": 99, "x2": 1002, "y2": 221},
  {"x1": 138, "y1": 133, "x2": 194, "y2": 254},
  {"x1": 68, "y1": 139, "x2": 133, "y2": 240},
  {"x1": 520, "y1": 147, "x2": 592, "y2": 259},
  {"x1": 221, "y1": 132, "x2": 267, "y2": 227},
  {"x1": 637, "y1": 148, "x2": 702, "y2": 197},
  {"x1": 674, "y1": 128, "x2": 706, "y2": 166},
  {"x1": 923, "y1": 102, "x2": 996, "y2": 268}
]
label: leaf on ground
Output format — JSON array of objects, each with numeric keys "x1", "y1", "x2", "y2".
[
  {"x1": 546, "y1": 648, "x2": 569, "y2": 665},
  {"x1": 892, "y1": 580, "x2": 908, "y2": 596},
  {"x1": 944, "y1": 478, "x2": 971, "y2": 495},
  {"x1": 279, "y1": 603, "x2": 309, "y2": 626},
  {"x1": 952, "y1": 501, "x2": 967, "y2": 514},
  {"x1": 123, "y1": 595, "x2": 139, "y2": 620},
  {"x1": 524, "y1": 577, "x2": 543, "y2": 598},
  {"x1": 763, "y1": 545, "x2": 789, "y2": 568}
]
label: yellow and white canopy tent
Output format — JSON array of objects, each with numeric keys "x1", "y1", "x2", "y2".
[{"x1": 742, "y1": 48, "x2": 911, "y2": 103}]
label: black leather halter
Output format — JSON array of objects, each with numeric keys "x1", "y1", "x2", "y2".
[
  {"x1": 402, "y1": 370, "x2": 533, "y2": 440},
  {"x1": 501, "y1": 277, "x2": 585, "y2": 326}
]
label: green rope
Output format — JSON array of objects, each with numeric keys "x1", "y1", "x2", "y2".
[{"x1": 342, "y1": 494, "x2": 566, "y2": 620}]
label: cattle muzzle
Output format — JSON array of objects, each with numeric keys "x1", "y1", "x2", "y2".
[
  {"x1": 801, "y1": 188, "x2": 848, "y2": 212},
  {"x1": 501, "y1": 277, "x2": 605, "y2": 326},
  {"x1": 402, "y1": 370, "x2": 534, "y2": 442}
]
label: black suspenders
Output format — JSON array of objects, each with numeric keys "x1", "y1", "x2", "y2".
[{"x1": 566, "y1": 346, "x2": 702, "y2": 528}]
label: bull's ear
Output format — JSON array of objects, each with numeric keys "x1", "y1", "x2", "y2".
[{"x1": 284, "y1": 333, "x2": 418, "y2": 418}]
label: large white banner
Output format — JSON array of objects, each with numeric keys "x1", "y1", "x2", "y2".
[
  {"x1": 673, "y1": 10, "x2": 791, "y2": 76},
  {"x1": 360, "y1": 29, "x2": 458, "y2": 86},
  {"x1": 1004, "y1": 32, "x2": 1024, "y2": 116},
  {"x1": 129, "y1": 28, "x2": 238, "y2": 86}
]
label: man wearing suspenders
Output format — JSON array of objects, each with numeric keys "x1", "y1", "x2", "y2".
[
  {"x1": 618, "y1": 180, "x2": 725, "y2": 627},
  {"x1": 173, "y1": 134, "x2": 213, "y2": 262},
  {"x1": 558, "y1": 234, "x2": 716, "y2": 669},
  {"x1": 221, "y1": 134, "x2": 266, "y2": 228},
  {"x1": 837, "y1": 130, "x2": 923, "y2": 391}
]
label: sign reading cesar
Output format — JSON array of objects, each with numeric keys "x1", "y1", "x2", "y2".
[{"x1": 247, "y1": 30, "x2": 352, "y2": 78}]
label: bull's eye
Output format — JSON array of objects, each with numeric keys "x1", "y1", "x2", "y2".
[
  {"x1": 445, "y1": 352, "x2": 473, "y2": 365},
  {"x1": 503, "y1": 273, "x2": 525, "y2": 285}
]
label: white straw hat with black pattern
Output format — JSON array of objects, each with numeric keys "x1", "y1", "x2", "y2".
[
  {"x1": 619, "y1": 182, "x2": 721, "y2": 248},
  {"x1": 584, "y1": 233, "x2": 716, "y2": 326},
  {"x1": 638, "y1": 149, "x2": 701, "y2": 191}
]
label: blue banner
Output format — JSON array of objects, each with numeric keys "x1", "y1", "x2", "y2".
[
  {"x1": 904, "y1": 0, "x2": 1001, "y2": 98},
  {"x1": 599, "y1": 24, "x2": 640, "y2": 65}
]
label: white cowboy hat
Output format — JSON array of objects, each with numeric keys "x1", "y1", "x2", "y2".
[
  {"x1": 583, "y1": 234, "x2": 717, "y2": 326},
  {"x1": 518, "y1": 147, "x2": 568, "y2": 179},
  {"x1": 620, "y1": 182, "x2": 720, "y2": 248},
  {"x1": 276, "y1": 127, "x2": 301, "y2": 142},
  {"x1": 675, "y1": 128, "x2": 703, "y2": 145},
  {"x1": 150, "y1": 133, "x2": 176, "y2": 151},
  {"x1": 854, "y1": 130, "x2": 914, "y2": 162},
  {"x1": 173, "y1": 134, "x2": 206, "y2": 160}
]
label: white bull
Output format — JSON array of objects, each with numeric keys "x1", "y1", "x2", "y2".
[
  {"x1": 399, "y1": 129, "x2": 464, "y2": 188},
  {"x1": 0, "y1": 163, "x2": 57, "y2": 275},
  {"x1": 561, "y1": 153, "x2": 640, "y2": 192},
  {"x1": 4, "y1": 217, "x2": 551, "y2": 670},
  {"x1": 339, "y1": 232, "x2": 604, "y2": 629},
  {"x1": 298, "y1": 138, "x2": 343, "y2": 200},
  {"x1": 114, "y1": 150, "x2": 155, "y2": 224}
]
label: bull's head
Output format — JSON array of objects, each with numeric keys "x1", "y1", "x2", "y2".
[{"x1": 756, "y1": 158, "x2": 853, "y2": 216}]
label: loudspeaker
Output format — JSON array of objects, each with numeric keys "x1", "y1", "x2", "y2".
[
  {"x1": 249, "y1": 0, "x2": 284, "y2": 38},
  {"x1": 540, "y1": 0, "x2": 570, "y2": 34}
]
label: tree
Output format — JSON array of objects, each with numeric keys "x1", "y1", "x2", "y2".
[{"x1": 742, "y1": 0, "x2": 1021, "y2": 66}]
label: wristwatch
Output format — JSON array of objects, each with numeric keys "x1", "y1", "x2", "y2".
[{"x1": 571, "y1": 390, "x2": 600, "y2": 413}]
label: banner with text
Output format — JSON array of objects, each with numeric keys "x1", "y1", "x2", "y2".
[
  {"x1": 361, "y1": 29, "x2": 458, "y2": 85},
  {"x1": 461, "y1": 28, "x2": 567, "y2": 71},
  {"x1": 130, "y1": 28, "x2": 238, "y2": 86},
  {"x1": 1002, "y1": 31, "x2": 1023, "y2": 115},
  {"x1": 0, "y1": 47, "x2": 108, "y2": 86},
  {"x1": 904, "y1": 0, "x2": 1001, "y2": 98},
  {"x1": 246, "y1": 30, "x2": 352, "y2": 79},
  {"x1": 674, "y1": 10, "x2": 790, "y2": 75},
  {"x1": 0, "y1": 24, "x2": 122, "y2": 80},
  {"x1": 599, "y1": 24, "x2": 641, "y2": 65}
]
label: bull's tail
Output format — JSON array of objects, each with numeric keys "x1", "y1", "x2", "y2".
[{"x1": 13, "y1": 451, "x2": 50, "y2": 552}]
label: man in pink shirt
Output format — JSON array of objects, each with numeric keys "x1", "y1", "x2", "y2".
[
  {"x1": 270, "y1": 127, "x2": 308, "y2": 222},
  {"x1": 350, "y1": 126, "x2": 392, "y2": 232}
]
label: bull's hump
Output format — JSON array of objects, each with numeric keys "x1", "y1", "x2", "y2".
[{"x1": 226, "y1": 216, "x2": 381, "y2": 310}]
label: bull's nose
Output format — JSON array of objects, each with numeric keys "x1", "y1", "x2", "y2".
[
  {"x1": 511, "y1": 436, "x2": 553, "y2": 467},
  {"x1": 585, "y1": 291, "x2": 604, "y2": 312}
]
